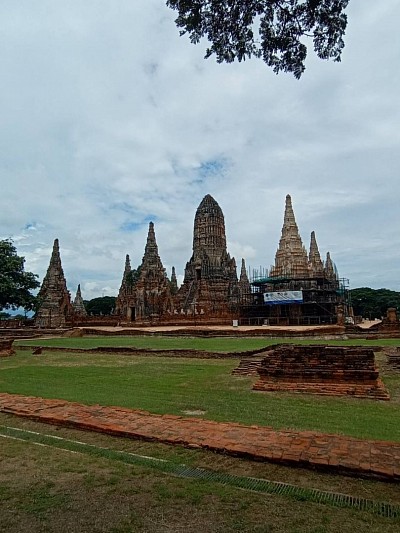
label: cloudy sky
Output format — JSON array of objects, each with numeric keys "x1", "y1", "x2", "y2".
[{"x1": 1, "y1": 1, "x2": 399, "y2": 301}]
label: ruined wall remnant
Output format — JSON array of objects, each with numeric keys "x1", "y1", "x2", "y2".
[{"x1": 253, "y1": 344, "x2": 389, "y2": 400}]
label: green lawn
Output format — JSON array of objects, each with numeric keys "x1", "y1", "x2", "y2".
[
  {"x1": 15, "y1": 335, "x2": 400, "y2": 351},
  {"x1": 1, "y1": 349, "x2": 399, "y2": 442},
  {"x1": 2, "y1": 414, "x2": 399, "y2": 533}
]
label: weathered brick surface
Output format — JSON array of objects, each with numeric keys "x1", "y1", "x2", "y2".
[
  {"x1": 253, "y1": 345, "x2": 389, "y2": 400},
  {"x1": 387, "y1": 347, "x2": 400, "y2": 370},
  {"x1": 0, "y1": 393, "x2": 399, "y2": 481},
  {"x1": 0, "y1": 339, "x2": 14, "y2": 357}
]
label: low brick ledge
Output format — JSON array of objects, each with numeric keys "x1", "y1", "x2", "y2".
[{"x1": 0, "y1": 393, "x2": 399, "y2": 481}]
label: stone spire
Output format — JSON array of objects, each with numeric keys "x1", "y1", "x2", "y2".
[
  {"x1": 132, "y1": 222, "x2": 173, "y2": 319},
  {"x1": 142, "y1": 222, "x2": 163, "y2": 271},
  {"x1": 238, "y1": 258, "x2": 251, "y2": 304},
  {"x1": 123, "y1": 254, "x2": 131, "y2": 280},
  {"x1": 308, "y1": 231, "x2": 324, "y2": 276},
  {"x1": 114, "y1": 254, "x2": 132, "y2": 317},
  {"x1": 170, "y1": 266, "x2": 178, "y2": 295},
  {"x1": 35, "y1": 238, "x2": 73, "y2": 328},
  {"x1": 270, "y1": 195, "x2": 309, "y2": 278},
  {"x1": 193, "y1": 194, "x2": 227, "y2": 263},
  {"x1": 177, "y1": 194, "x2": 239, "y2": 315},
  {"x1": 324, "y1": 251, "x2": 337, "y2": 281},
  {"x1": 73, "y1": 284, "x2": 87, "y2": 316}
]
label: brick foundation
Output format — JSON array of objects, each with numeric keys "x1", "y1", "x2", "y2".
[
  {"x1": 0, "y1": 338, "x2": 15, "y2": 357},
  {"x1": 253, "y1": 345, "x2": 389, "y2": 400}
]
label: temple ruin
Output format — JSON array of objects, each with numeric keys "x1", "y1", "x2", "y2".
[
  {"x1": 242, "y1": 194, "x2": 346, "y2": 325},
  {"x1": 72, "y1": 284, "x2": 87, "y2": 316},
  {"x1": 115, "y1": 222, "x2": 174, "y2": 321},
  {"x1": 35, "y1": 239, "x2": 73, "y2": 328},
  {"x1": 34, "y1": 193, "x2": 349, "y2": 326},
  {"x1": 253, "y1": 344, "x2": 390, "y2": 400},
  {"x1": 176, "y1": 194, "x2": 239, "y2": 316}
]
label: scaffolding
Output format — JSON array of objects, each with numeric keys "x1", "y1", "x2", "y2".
[{"x1": 239, "y1": 272, "x2": 350, "y2": 326}]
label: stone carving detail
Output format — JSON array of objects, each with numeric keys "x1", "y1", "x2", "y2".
[
  {"x1": 253, "y1": 344, "x2": 389, "y2": 400},
  {"x1": 35, "y1": 239, "x2": 73, "y2": 328},
  {"x1": 176, "y1": 194, "x2": 239, "y2": 316},
  {"x1": 72, "y1": 284, "x2": 87, "y2": 316}
]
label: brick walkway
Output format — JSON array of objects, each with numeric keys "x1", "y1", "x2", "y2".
[{"x1": 0, "y1": 393, "x2": 399, "y2": 481}]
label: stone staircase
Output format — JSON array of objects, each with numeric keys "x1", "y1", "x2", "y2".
[{"x1": 231, "y1": 357, "x2": 265, "y2": 376}]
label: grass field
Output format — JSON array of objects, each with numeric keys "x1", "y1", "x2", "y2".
[
  {"x1": 1, "y1": 413, "x2": 399, "y2": 533},
  {"x1": 2, "y1": 342, "x2": 399, "y2": 441},
  {"x1": 2, "y1": 335, "x2": 400, "y2": 531},
  {"x1": 15, "y1": 335, "x2": 400, "y2": 351}
]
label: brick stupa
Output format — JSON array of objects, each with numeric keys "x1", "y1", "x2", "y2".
[
  {"x1": 35, "y1": 239, "x2": 73, "y2": 328},
  {"x1": 116, "y1": 223, "x2": 173, "y2": 321},
  {"x1": 72, "y1": 284, "x2": 87, "y2": 316},
  {"x1": 177, "y1": 194, "x2": 239, "y2": 315}
]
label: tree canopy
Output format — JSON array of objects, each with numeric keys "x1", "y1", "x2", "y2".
[
  {"x1": 84, "y1": 296, "x2": 116, "y2": 316},
  {"x1": 0, "y1": 239, "x2": 39, "y2": 311},
  {"x1": 166, "y1": 0, "x2": 349, "y2": 78},
  {"x1": 350, "y1": 287, "x2": 400, "y2": 319}
]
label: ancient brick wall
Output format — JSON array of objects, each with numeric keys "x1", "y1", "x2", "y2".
[{"x1": 253, "y1": 344, "x2": 389, "y2": 400}]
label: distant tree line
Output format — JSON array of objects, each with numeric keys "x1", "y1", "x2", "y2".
[
  {"x1": 83, "y1": 296, "x2": 116, "y2": 316},
  {"x1": 350, "y1": 288, "x2": 400, "y2": 319}
]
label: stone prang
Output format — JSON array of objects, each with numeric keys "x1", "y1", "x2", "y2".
[
  {"x1": 270, "y1": 194, "x2": 310, "y2": 278},
  {"x1": 116, "y1": 223, "x2": 173, "y2": 321},
  {"x1": 177, "y1": 194, "x2": 239, "y2": 316}
]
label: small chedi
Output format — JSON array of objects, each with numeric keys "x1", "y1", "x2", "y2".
[
  {"x1": 115, "y1": 222, "x2": 174, "y2": 321},
  {"x1": 72, "y1": 284, "x2": 87, "y2": 316},
  {"x1": 176, "y1": 194, "x2": 240, "y2": 316},
  {"x1": 253, "y1": 344, "x2": 389, "y2": 400},
  {"x1": 238, "y1": 258, "x2": 252, "y2": 304},
  {"x1": 35, "y1": 239, "x2": 73, "y2": 328},
  {"x1": 375, "y1": 307, "x2": 400, "y2": 333}
]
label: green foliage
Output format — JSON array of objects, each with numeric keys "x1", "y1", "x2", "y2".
[
  {"x1": 350, "y1": 287, "x2": 400, "y2": 319},
  {"x1": 0, "y1": 239, "x2": 39, "y2": 311},
  {"x1": 166, "y1": 0, "x2": 349, "y2": 78},
  {"x1": 0, "y1": 311, "x2": 11, "y2": 320},
  {"x1": 84, "y1": 296, "x2": 116, "y2": 316}
]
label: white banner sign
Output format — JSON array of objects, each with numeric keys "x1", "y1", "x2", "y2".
[{"x1": 263, "y1": 291, "x2": 303, "y2": 305}]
